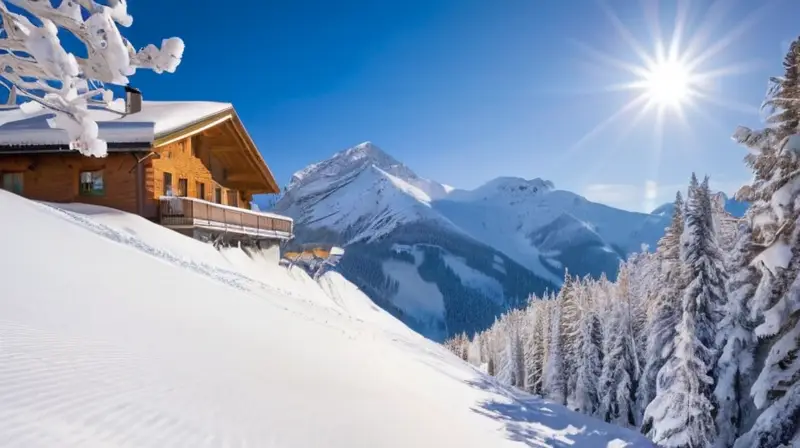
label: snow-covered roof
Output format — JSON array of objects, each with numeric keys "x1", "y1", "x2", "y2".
[{"x1": 0, "y1": 101, "x2": 232, "y2": 149}]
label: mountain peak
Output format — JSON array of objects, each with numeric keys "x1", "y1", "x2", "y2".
[
  {"x1": 284, "y1": 142, "x2": 451, "y2": 202},
  {"x1": 335, "y1": 141, "x2": 402, "y2": 168},
  {"x1": 483, "y1": 177, "x2": 555, "y2": 192},
  {"x1": 448, "y1": 176, "x2": 554, "y2": 202}
]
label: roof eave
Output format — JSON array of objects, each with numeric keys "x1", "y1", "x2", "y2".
[
  {"x1": 0, "y1": 142, "x2": 152, "y2": 154},
  {"x1": 151, "y1": 106, "x2": 279, "y2": 195},
  {"x1": 227, "y1": 110, "x2": 280, "y2": 194},
  {"x1": 152, "y1": 107, "x2": 235, "y2": 147}
]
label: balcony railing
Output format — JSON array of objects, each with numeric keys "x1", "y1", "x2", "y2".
[{"x1": 158, "y1": 196, "x2": 293, "y2": 240}]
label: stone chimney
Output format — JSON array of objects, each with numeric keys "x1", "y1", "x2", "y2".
[{"x1": 125, "y1": 85, "x2": 142, "y2": 114}]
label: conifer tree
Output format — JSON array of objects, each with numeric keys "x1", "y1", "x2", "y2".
[
  {"x1": 643, "y1": 175, "x2": 722, "y2": 447},
  {"x1": 525, "y1": 299, "x2": 547, "y2": 395},
  {"x1": 638, "y1": 192, "x2": 685, "y2": 422},
  {"x1": 571, "y1": 277, "x2": 603, "y2": 415},
  {"x1": 544, "y1": 295, "x2": 566, "y2": 404},
  {"x1": 559, "y1": 272, "x2": 582, "y2": 408},
  {"x1": 599, "y1": 266, "x2": 638, "y2": 427},
  {"x1": 714, "y1": 221, "x2": 758, "y2": 448},
  {"x1": 731, "y1": 35, "x2": 800, "y2": 448}
]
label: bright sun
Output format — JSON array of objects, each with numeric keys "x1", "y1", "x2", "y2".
[{"x1": 642, "y1": 59, "x2": 693, "y2": 108}]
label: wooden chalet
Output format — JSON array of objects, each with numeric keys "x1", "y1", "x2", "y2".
[{"x1": 0, "y1": 88, "x2": 292, "y2": 246}]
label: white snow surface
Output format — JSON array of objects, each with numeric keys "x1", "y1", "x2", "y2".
[
  {"x1": 0, "y1": 191, "x2": 654, "y2": 447},
  {"x1": 0, "y1": 101, "x2": 231, "y2": 146},
  {"x1": 382, "y1": 259, "x2": 446, "y2": 321},
  {"x1": 443, "y1": 254, "x2": 505, "y2": 303}
]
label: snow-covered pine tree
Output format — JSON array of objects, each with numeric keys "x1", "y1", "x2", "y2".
[
  {"x1": 493, "y1": 320, "x2": 514, "y2": 386},
  {"x1": 525, "y1": 299, "x2": 548, "y2": 395},
  {"x1": 571, "y1": 277, "x2": 603, "y2": 415},
  {"x1": 598, "y1": 264, "x2": 639, "y2": 427},
  {"x1": 508, "y1": 310, "x2": 527, "y2": 389},
  {"x1": 638, "y1": 192, "x2": 685, "y2": 424},
  {"x1": 710, "y1": 192, "x2": 739, "y2": 255},
  {"x1": 559, "y1": 272, "x2": 582, "y2": 409},
  {"x1": 714, "y1": 221, "x2": 758, "y2": 448},
  {"x1": 624, "y1": 249, "x2": 655, "y2": 424},
  {"x1": 643, "y1": 174, "x2": 722, "y2": 447},
  {"x1": 731, "y1": 36, "x2": 800, "y2": 448},
  {"x1": 0, "y1": 0, "x2": 184, "y2": 155},
  {"x1": 467, "y1": 332, "x2": 484, "y2": 366},
  {"x1": 544, "y1": 294, "x2": 567, "y2": 404}
]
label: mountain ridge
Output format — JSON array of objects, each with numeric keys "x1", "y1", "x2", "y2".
[{"x1": 272, "y1": 142, "x2": 732, "y2": 339}]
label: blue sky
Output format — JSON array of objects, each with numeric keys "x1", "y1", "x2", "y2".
[{"x1": 120, "y1": 0, "x2": 795, "y2": 211}]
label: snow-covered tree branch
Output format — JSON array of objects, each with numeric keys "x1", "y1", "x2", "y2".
[{"x1": 0, "y1": 0, "x2": 184, "y2": 156}]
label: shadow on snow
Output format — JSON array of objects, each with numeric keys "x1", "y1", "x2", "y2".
[{"x1": 466, "y1": 376, "x2": 646, "y2": 448}]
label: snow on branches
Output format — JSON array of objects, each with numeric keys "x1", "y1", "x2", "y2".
[{"x1": 0, "y1": 0, "x2": 184, "y2": 156}]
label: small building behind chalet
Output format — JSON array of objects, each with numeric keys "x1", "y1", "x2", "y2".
[{"x1": 0, "y1": 89, "x2": 293, "y2": 254}]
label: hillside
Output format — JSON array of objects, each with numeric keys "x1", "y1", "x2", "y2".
[
  {"x1": 0, "y1": 190, "x2": 653, "y2": 447},
  {"x1": 273, "y1": 142, "x2": 672, "y2": 339}
]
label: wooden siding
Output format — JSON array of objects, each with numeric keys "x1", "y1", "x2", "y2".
[
  {"x1": 0, "y1": 118, "x2": 274, "y2": 221},
  {"x1": 0, "y1": 153, "x2": 140, "y2": 213},
  {"x1": 147, "y1": 136, "x2": 254, "y2": 214}
]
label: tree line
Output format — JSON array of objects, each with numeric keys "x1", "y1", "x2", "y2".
[{"x1": 445, "y1": 37, "x2": 800, "y2": 448}]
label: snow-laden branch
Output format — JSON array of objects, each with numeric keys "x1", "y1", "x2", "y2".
[{"x1": 0, "y1": 0, "x2": 184, "y2": 156}]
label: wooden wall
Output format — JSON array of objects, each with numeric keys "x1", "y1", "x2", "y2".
[
  {"x1": 0, "y1": 134, "x2": 258, "y2": 219},
  {"x1": 0, "y1": 153, "x2": 140, "y2": 214},
  {"x1": 147, "y1": 137, "x2": 253, "y2": 213}
]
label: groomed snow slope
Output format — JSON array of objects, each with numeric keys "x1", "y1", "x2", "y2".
[{"x1": 0, "y1": 191, "x2": 653, "y2": 447}]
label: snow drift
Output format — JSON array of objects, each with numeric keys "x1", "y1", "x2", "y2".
[{"x1": 0, "y1": 191, "x2": 652, "y2": 447}]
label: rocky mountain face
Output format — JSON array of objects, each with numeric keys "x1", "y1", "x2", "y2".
[{"x1": 272, "y1": 142, "x2": 714, "y2": 340}]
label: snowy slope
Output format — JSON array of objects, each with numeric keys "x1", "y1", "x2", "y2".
[{"x1": 0, "y1": 191, "x2": 653, "y2": 447}]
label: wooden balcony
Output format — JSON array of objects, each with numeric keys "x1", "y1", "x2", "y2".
[{"x1": 158, "y1": 196, "x2": 293, "y2": 240}]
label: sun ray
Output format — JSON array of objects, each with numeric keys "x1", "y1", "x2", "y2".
[
  {"x1": 692, "y1": 90, "x2": 759, "y2": 114},
  {"x1": 577, "y1": 99, "x2": 658, "y2": 183},
  {"x1": 570, "y1": 39, "x2": 651, "y2": 78},
  {"x1": 640, "y1": 0, "x2": 664, "y2": 61},
  {"x1": 596, "y1": 0, "x2": 658, "y2": 68},
  {"x1": 684, "y1": 0, "x2": 777, "y2": 73},
  {"x1": 681, "y1": 0, "x2": 735, "y2": 63},
  {"x1": 689, "y1": 60, "x2": 768, "y2": 84},
  {"x1": 667, "y1": 0, "x2": 690, "y2": 62},
  {"x1": 548, "y1": 94, "x2": 651, "y2": 174},
  {"x1": 568, "y1": 93, "x2": 650, "y2": 152},
  {"x1": 644, "y1": 105, "x2": 667, "y2": 211}
]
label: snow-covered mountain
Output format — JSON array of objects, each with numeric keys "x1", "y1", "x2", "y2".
[
  {"x1": 651, "y1": 191, "x2": 748, "y2": 218},
  {"x1": 0, "y1": 191, "x2": 653, "y2": 447},
  {"x1": 274, "y1": 142, "x2": 672, "y2": 340}
]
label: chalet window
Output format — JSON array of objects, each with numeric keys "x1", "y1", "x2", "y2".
[
  {"x1": 214, "y1": 186, "x2": 222, "y2": 204},
  {"x1": 79, "y1": 170, "x2": 104, "y2": 196},
  {"x1": 1, "y1": 172, "x2": 23, "y2": 194},
  {"x1": 177, "y1": 178, "x2": 188, "y2": 197},
  {"x1": 196, "y1": 181, "x2": 206, "y2": 201},
  {"x1": 227, "y1": 190, "x2": 238, "y2": 207},
  {"x1": 163, "y1": 172, "x2": 173, "y2": 196}
]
